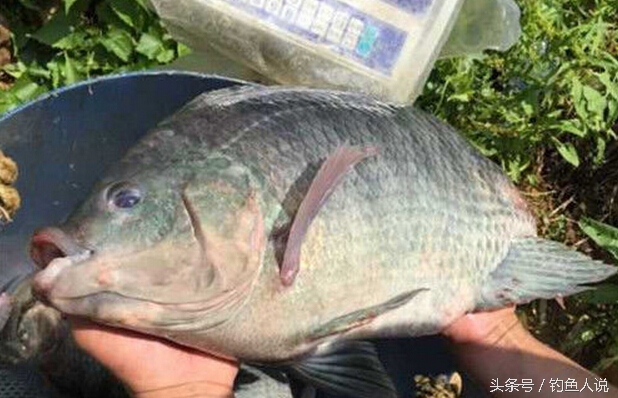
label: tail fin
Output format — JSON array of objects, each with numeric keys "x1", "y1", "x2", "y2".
[{"x1": 478, "y1": 237, "x2": 617, "y2": 310}]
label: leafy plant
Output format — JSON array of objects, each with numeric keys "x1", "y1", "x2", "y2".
[
  {"x1": 417, "y1": 0, "x2": 618, "y2": 181},
  {"x1": 578, "y1": 217, "x2": 618, "y2": 304},
  {"x1": 557, "y1": 218, "x2": 618, "y2": 373},
  {"x1": 0, "y1": 0, "x2": 187, "y2": 113}
]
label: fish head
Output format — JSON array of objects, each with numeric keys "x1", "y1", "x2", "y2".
[{"x1": 31, "y1": 152, "x2": 265, "y2": 337}]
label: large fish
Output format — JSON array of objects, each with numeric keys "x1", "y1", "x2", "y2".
[{"x1": 30, "y1": 86, "x2": 616, "y2": 397}]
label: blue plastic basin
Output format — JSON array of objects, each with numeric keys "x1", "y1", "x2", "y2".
[{"x1": 0, "y1": 71, "x2": 241, "y2": 287}]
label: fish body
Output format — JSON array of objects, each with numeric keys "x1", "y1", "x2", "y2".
[
  {"x1": 31, "y1": 86, "x2": 615, "y2": 376},
  {"x1": 143, "y1": 87, "x2": 536, "y2": 361}
]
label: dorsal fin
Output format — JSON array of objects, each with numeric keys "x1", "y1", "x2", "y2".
[{"x1": 184, "y1": 85, "x2": 393, "y2": 114}]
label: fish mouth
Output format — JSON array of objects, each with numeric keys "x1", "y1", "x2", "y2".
[
  {"x1": 30, "y1": 227, "x2": 90, "y2": 269},
  {"x1": 30, "y1": 227, "x2": 92, "y2": 301}
]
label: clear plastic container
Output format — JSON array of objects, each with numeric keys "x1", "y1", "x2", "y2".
[
  {"x1": 150, "y1": 0, "x2": 465, "y2": 103},
  {"x1": 440, "y1": 0, "x2": 521, "y2": 58}
]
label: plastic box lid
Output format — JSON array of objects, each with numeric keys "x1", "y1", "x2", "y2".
[{"x1": 150, "y1": 0, "x2": 465, "y2": 103}]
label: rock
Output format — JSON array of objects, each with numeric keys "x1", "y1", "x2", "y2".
[{"x1": 414, "y1": 373, "x2": 463, "y2": 398}]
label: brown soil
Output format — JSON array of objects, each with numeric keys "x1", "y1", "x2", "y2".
[{"x1": 517, "y1": 138, "x2": 618, "y2": 371}]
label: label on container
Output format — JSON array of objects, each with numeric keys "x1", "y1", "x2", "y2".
[
  {"x1": 383, "y1": 0, "x2": 431, "y2": 14},
  {"x1": 225, "y1": 0, "x2": 423, "y2": 75}
]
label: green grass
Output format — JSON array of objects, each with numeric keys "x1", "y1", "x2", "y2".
[
  {"x1": 0, "y1": 0, "x2": 186, "y2": 114},
  {"x1": 416, "y1": 0, "x2": 618, "y2": 373},
  {"x1": 417, "y1": 0, "x2": 618, "y2": 182}
]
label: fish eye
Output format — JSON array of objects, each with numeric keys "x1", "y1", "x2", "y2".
[{"x1": 106, "y1": 183, "x2": 142, "y2": 210}]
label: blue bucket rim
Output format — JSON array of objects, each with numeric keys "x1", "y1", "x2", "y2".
[{"x1": 0, "y1": 70, "x2": 249, "y2": 123}]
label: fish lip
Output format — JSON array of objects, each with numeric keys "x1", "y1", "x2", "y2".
[
  {"x1": 32, "y1": 252, "x2": 93, "y2": 302},
  {"x1": 30, "y1": 227, "x2": 93, "y2": 269},
  {"x1": 30, "y1": 227, "x2": 93, "y2": 302}
]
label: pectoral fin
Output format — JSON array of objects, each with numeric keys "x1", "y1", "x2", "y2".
[
  {"x1": 281, "y1": 145, "x2": 379, "y2": 286},
  {"x1": 285, "y1": 341, "x2": 397, "y2": 398},
  {"x1": 307, "y1": 288, "x2": 427, "y2": 341},
  {"x1": 276, "y1": 289, "x2": 425, "y2": 398}
]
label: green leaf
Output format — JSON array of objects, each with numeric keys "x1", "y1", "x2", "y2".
[
  {"x1": 558, "y1": 119, "x2": 587, "y2": 137},
  {"x1": 63, "y1": 53, "x2": 79, "y2": 84},
  {"x1": 553, "y1": 138, "x2": 580, "y2": 167},
  {"x1": 583, "y1": 85, "x2": 607, "y2": 117},
  {"x1": 505, "y1": 158, "x2": 529, "y2": 182},
  {"x1": 448, "y1": 92, "x2": 471, "y2": 102},
  {"x1": 132, "y1": 0, "x2": 151, "y2": 10},
  {"x1": 598, "y1": 71, "x2": 618, "y2": 100},
  {"x1": 101, "y1": 28, "x2": 134, "y2": 62},
  {"x1": 579, "y1": 217, "x2": 618, "y2": 260},
  {"x1": 65, "y1": 0, "x2": 79, "y2": 14},
  {"x1": 17, "y1": 0, "x2": 41, "y2": 11},
  {"x1": 2, "y1": 62, "x2": 27, "y2": 79},
  {"x1": 135, "y1": 32, "x2": 163, "y2": 60},
  {"x1": 26, "y1": 64, "x2": 52, "y2": 79},
  {"x1": 608, "y1": 98, "x2": 618, "y2": 124},
  {"x1": 30, "y1": 10, "x2": 77, "y2": 46},
  {"x1": 582, "y1": 284, "x2": 618, "y2": 304},
  {"x1": 177, "y1": 43, "x2": 192, "y2": 57},
  {"x1": 156, "y1": 48, "x2": 175, "y2": 63},
  {"x1": 52, "y1": 30, "x2": 89, "y2": 50},
  {"x1": 10, "y1": 77, "x2": 44, "y2": 102},
  {"x1": 46, "y1": 60, "x2": 62, "y2": 88},
  {"x1": 109, "y1": 0, "x2": 146, "y2": 31},
  {"x1": 594, "y1": 136, "x2": 607, "y2": 165},
  {"x1": 571, "y1": 76, "x2": 588, "y2": 119},
  {"x1": 96, "y1": 2, "x2": 126, "y2": 27}
]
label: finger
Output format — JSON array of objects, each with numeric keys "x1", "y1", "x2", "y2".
[
  {"x1": 69, "y1": 317, "x2": 239, "y2": 393},
  {"x1": 443, "y1": 306, "x2": 517, "y2": 344}
]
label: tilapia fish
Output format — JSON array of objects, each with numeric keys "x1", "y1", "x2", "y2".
[{"x1": 31, "y1": 86, "x2": 616, "y2": 397}]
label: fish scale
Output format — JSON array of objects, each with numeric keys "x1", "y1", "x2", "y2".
[
  {"x1": 150, "y1": 88, "x2": 537, "y2": 358},
  {"x1": 31, "y1": 85, "x2": 616, "y2": 398}
]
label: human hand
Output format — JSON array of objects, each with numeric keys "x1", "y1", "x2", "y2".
[
  {"x1": 442, "y1": 306, "x2": 526, "y2": 346},
  {"x1": 71, "y1": 319, "x2": 239, "y2": 398}
]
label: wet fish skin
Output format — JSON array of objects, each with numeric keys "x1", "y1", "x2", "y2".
[
  {"x1": 32, "y1": 86, "x2": 615, "y2": 368},
  {"x1": 0, "y1": 276, "x2": 298, "y2": 398}
]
